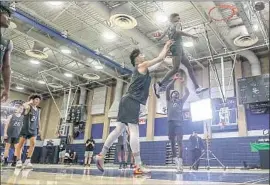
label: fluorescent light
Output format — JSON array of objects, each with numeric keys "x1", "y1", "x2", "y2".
[
  {"x1": 155, "y1": 13, "x2": 168, "y2": 23},
  {"x1": 190, "y1": 99, "x2": 212, "y2": 122},
  {"x1": 61, "y1": 48, "x2": 71, "y2": 54},
  {"x1": 64, "y1": 72, "x2": 73, "y2": 78},
  {"x1": 16, "y1": 86, "x2": 24, "y2": 90},
  {"x1": 30, "y1": 59, "x2": 40, "y2": 65},
  {"x1": 94, "y1": 65, "x2": 104, "y2": 70},
  {"x1": 102, "y1": 31, "x2": 116, "y2": 41},
  {"x1": 253, "y1": 24, "x2": 259, "y2": 31},
  {"x1": 183, "y1": 41, "x2": 194, "y2": 47},
  {"x1": 38, "y1": 80, "x2": 46, "y2": 84},
  {"x1": 48, "y1": 1, "x2": 63, "y2": 6}
]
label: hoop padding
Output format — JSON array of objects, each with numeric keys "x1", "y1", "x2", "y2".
[{"x1": 208, "y1": 4, "x2": 238, "y2": 22}]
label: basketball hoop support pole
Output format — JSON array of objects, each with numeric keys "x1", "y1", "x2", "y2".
[{"x1": 190, "y1": 119, "x2": 226, "y2": 170}]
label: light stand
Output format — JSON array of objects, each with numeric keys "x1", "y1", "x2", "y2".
[{"x1": 190, "y1": 119, "x2": 226, "y2": 170}]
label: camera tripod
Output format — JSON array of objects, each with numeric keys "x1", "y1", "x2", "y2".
[{"x1": 190, "y1": 120, "x2": 226, "y2": 170}]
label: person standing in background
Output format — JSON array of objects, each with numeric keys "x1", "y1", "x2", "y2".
[
  {"x1": 58, "y1": 141, "x2": 66, "y2": 164},
  {"x1": 166, "y1": 70, "x2": 189, "y2": 173},
  {"x1": 2, "y1": 105, "x2": 24, "y2": 166},
  {"x1": 189, "y1": 131, "x2": 205, "y2": 170},
  {"x1": 116, "y1": 130, "x2": 128, "y2": 169},
  {"x1": 84, "y1": 137, "x2": 95, "y2": 167}
]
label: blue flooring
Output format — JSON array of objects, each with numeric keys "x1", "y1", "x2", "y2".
[{"x1": 1, "y1": 167, "x2": 269, "y2": 184}]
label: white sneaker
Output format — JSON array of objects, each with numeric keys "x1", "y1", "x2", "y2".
[
  {"x1": 16, "y1": 160, "x2": 22, "y2": 168},
  {"x1": 195, "y1": 87, "x2": 208, "y2": 94},
  {"x1": 94, "y1": 155, "x2": 104, "y2": 172},
  {"x1": 23, "y1": 159, "x2": 33, "y2": 169}
]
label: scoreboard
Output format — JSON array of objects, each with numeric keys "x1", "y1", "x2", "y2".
[{"x1": 238, "y1": 74, "x2": 269, "y2": 104}]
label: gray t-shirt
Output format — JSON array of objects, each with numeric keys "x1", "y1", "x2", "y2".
[
  {"x1": 167, "y1": 99, "x2": 184, "y2": 121},
  {"x1": 21, "y1": 106, "x2": 39, "y2": 135},
  {"x1": 7, "y1": 114, "x2": 24, "y2": 138},
  {"x1": 126, "y1": 68, "x2": 151, "y2": 105},
  {"x1": 167, "y1": 22, "x2": 183, "y2": 46}
]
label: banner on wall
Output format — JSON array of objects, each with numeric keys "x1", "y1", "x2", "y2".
[{"x1": 211, "y1": 97, "x2": 238, "y2": 132}]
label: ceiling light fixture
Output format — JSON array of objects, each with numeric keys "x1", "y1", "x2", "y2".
[
  {"x1": 155, "y1": 13, "x2": 168, "y2": 23},
  {"x1": 64, "y1": 72, "x2": 73, "y2": 78},
  {"x1": 38, "y1": 80, "x2": 46, "y2": 84},
  {"x1": 183, "y1": 41, "x2": 194, "y2": 47},
  {"x1": 61, "y1": 48, "x2": 71, "y2": 54},
  {"x1": 102, "y1": 31, "x2": 116, "y2": 41},
  {"x1": 253, "y1": 24, "x2": 259, "y2": 31},
  {"x1": 48, "y1": 1, "x2": 63, "y2": 6},
  {"x1": 16, "y1": 86, "x2": 24, "y2": 90},
  {"x1": 30, "y1": 59, "x2": 40, "y2": 65},
  {"x1": 94, "y1": 65, "x2": 104, "y2": 70}
]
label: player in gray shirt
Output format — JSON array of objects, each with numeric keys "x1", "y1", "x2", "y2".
[
  {"x1": 2, "y1": 104, "x2": 24, "y2": 166},
  {"x1": 166, "y1": 70, "x2": 189, "y2": 173},
  {"x1": 153, "y1": 13, "x2": 207, "y2": 98}
]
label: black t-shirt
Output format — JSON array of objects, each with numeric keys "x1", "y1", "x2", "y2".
[{"x1": 85, "y1": 139, "x2": 95, "y2": 151}]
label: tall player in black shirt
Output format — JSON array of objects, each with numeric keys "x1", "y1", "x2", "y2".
[{"x1": 15, "y1": 94, "x2": 42, "y2": 169}]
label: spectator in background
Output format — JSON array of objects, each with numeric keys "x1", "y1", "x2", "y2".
[
  {"x1": 44, "y1": 140, "x2": 54, "y2": 164},
  {"x1": 64, "y1": 149, "x2": 77, "y2": 165},
  {"x1": 58, "y1": 141, "x2": 66, "y2": 164},
  {"x1": 189, "y1": 131, "x2": 204, "y2": 170},
  {"x1": 84, "y1": 137, "x2": 95, "y2": 167},
  {"x1": 116, "y1": 130, "x2": 128, "y2": 169}
]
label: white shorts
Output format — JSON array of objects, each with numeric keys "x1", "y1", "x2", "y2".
[
  {"x1": 84, "y1": 151, "x2": 93, "y2": 158},
  {"x1": 59, "y1": 150, "x2": 66, "y2": 158}
]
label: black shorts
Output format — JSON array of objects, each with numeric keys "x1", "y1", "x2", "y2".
[
  {"x1": 168, "y1": 120, "x2": 183, "y2": 140},
  {"x1": 6, "y1": 137, "x2": 19, "y2": 145},
  {"x1": 20, "y1": 133, "x2": 36, "y2": 139},
  {"x1": 170, "y1": 44, "x2": 184, "y2": 56},
  {"x1": 117, "y1": 96, "x2": 140, "y2": 124}
]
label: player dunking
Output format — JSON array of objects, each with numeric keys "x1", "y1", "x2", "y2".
[
  {"x1": 94, "y1": 40, "x2": 173, "y2": 174},
  {"x1": 153, "y1": 13, "x2": 208, "y2": 98},
  {"x1": 166, "y1": 70, "x2": 189, "y2": 173},
  {"x1": 2, "y1": 104, "x2": 24, "y2": 167},
  {"x1": 0, "y1": 2, "x2": 14, "y2": 102},
  {"x1": 15, "y1": 94, "x2": 42, "y2": 169}
]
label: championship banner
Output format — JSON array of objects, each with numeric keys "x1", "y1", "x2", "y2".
[{"x1": 211, "y1": 97, "x2": 238, "y2": 132}]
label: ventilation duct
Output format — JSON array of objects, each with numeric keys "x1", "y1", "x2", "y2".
[
  {"x1": 89, "y1": 2, "x2": 161, "y2": 57},
  {"x1": 25, "y1": 41, "x2": 48, "y2": 59},
  {"x1": 79, "y1": 87, "x2": 87, "y2": 105},
  {"x1": 198, "y1": 2, "x2": 261, "y2": 76},
  {"x1": 110, "y1": 3, "x2": 137, "y2": 30},
  {"x1": 108, "y1": 79, "x2": 123, "y2": 118}
]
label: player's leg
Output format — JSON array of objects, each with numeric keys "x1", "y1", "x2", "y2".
[
  {"x1": 84, "y1": 151, "x2": 89, "y2": 166},
  {"x1": 3, "y1": 141, "x2": 11, "y2": 166},
  {"x1": 24, "y1": 136, "x2": 36, "y2": 168},
  {"x1": 87, "y1": 152, "x2": 93, "y2": 166},
  {"x1": 181, "y1": 54, "x2": 208, "y2": 94},
  {"x1": 15, "y1": 136, "x2": 26, "y2": 168},
  {"x1": 153, "y1": 47, "x2": 182, "y2": 98},
  {"x1": 127, "y1": 123, "x2": 149, "y2": 174},
  {"x1": 176, "y1": 132, "x2": 184, "y2": 172},
  {"x1": 95, "y1": 122, "x2": 126, "y2": 172}
]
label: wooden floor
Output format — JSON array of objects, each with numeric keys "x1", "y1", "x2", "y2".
[{"x1": 1, "y1": 164, "x2": 269, "y2": 185}]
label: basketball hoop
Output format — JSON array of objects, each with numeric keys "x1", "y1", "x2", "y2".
[{"x1": 208, "y1": 4, "x2": 238, "y2": 22}]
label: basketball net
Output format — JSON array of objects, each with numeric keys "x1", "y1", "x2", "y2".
[{"x1": 208, "y1": 4, "x2": 238, "y2": 22}]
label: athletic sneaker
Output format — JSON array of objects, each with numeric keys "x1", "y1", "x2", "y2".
[
  {"x1": 16, "y1": 160, "x2": 23, "y2": 168},
  {"x1": 23, "y1": 159, "x2": 33, "y2": 169},
  {"x1": 94, "y1": 154, "x2": 104, "y2": 172},
  {"x1": 195, "y1": 87, "x2": 208, "y2": 94},
  {"x1": 153, "y1": 83, "x2": 161, "y2": 99},
  {"x1": 134, "y1": 165, "x2": 151, "y2": 174}
]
